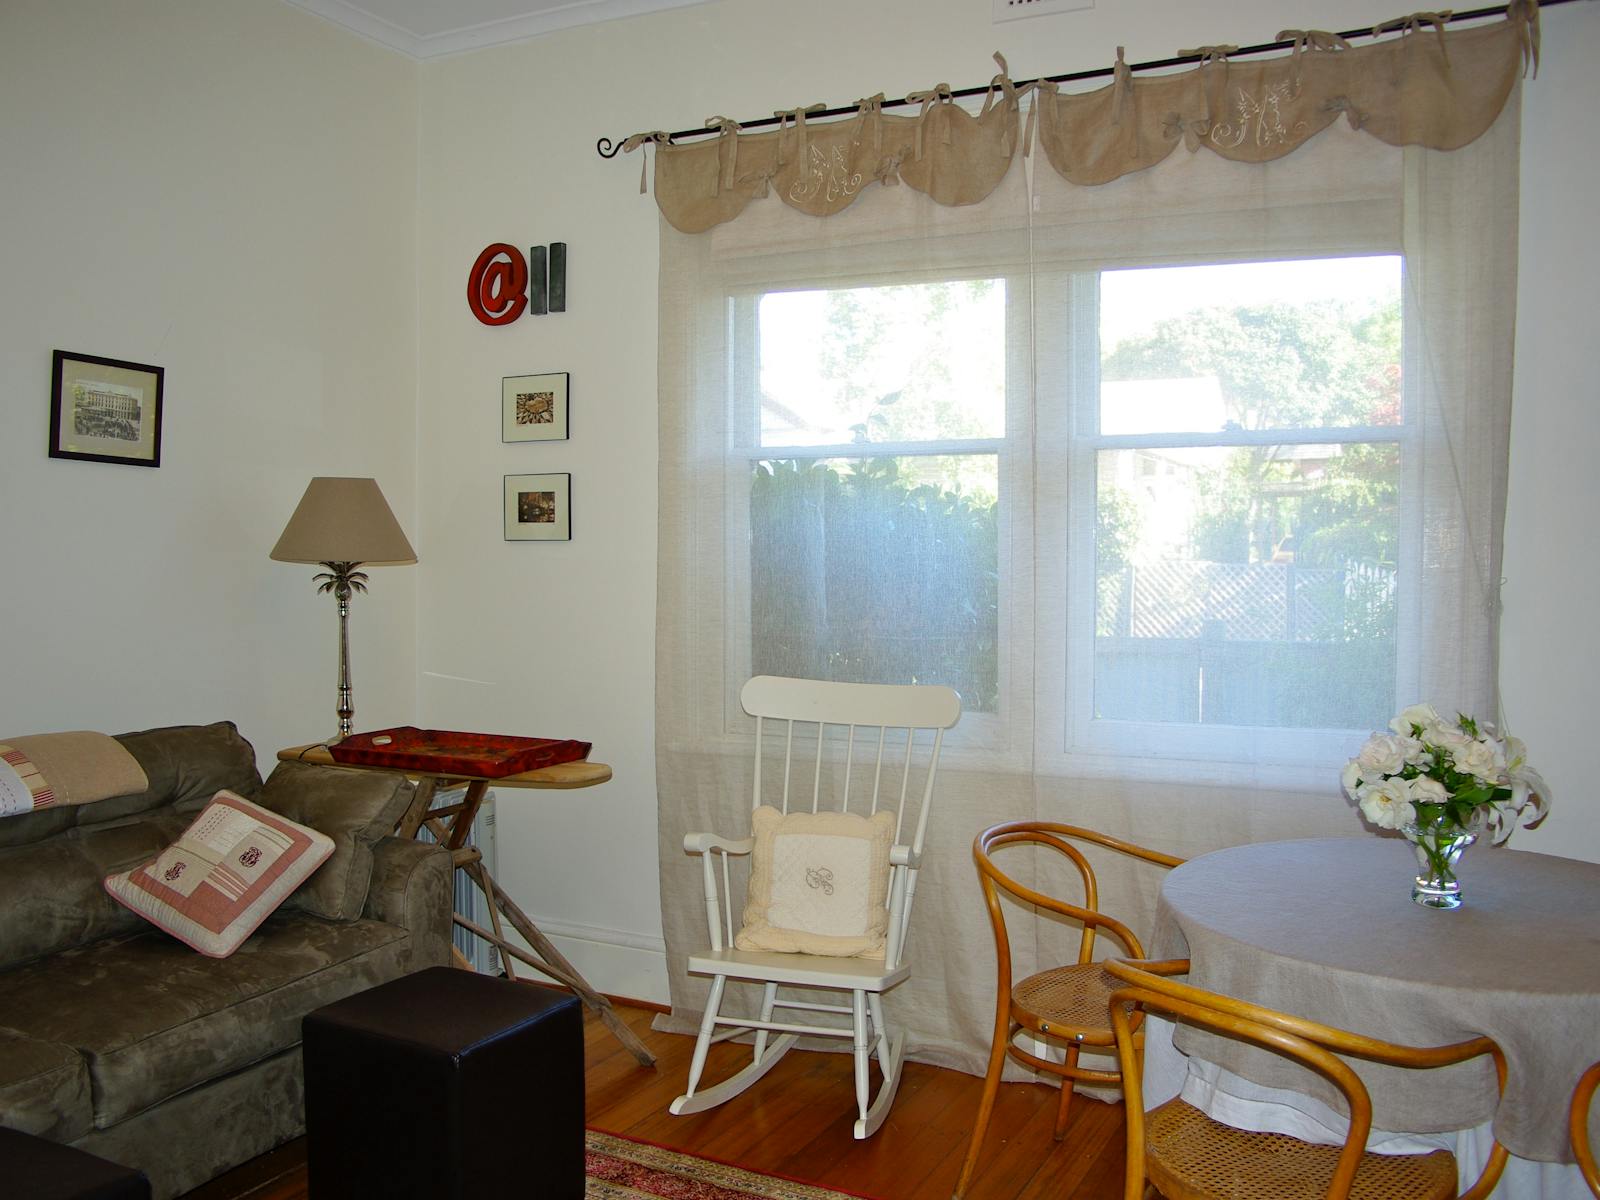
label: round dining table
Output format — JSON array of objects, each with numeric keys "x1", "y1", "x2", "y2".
[{"x1": 1143, "y1": 837, "x2": 1600, "y2": 1198}]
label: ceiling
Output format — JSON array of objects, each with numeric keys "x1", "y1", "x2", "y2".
[{"x1": 282, "y1": 0, "x2": 714, "y2": 59}]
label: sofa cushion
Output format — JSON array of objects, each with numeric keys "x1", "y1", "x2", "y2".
[
  {"x1": 106, "y1": 722, "x2": 264, "y2": 821},
  {"x1": 260, "y1": 761, "x2": 413, "y2": 922},
  {"x1": 0, "y1": 912, "x2": 411, "y2": 1128},
  {"x1": 0, "y1": 808, "x2": 191, "y2": 974},
  {"x1": 0, "y1": 1030, "x2": 94, "y2": 1142}
]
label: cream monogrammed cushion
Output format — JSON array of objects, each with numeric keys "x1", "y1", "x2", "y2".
[{"x1": 736, "y1": 805, "x2": 895, "y2": 958}]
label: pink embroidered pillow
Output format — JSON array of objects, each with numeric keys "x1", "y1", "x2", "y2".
[{"x1": 104, "y1": 790, "x2": 333, "y2": 958}]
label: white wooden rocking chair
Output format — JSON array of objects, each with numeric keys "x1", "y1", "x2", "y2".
[{"x1": 669, "y1": 675, "x2": 961, "y2": 1138}]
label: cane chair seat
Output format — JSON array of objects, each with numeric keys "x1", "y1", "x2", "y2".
[
  {"x1": 1145, "y1": 1098, "x2": 1458, "y2": 1200},
  {"x1": 1012, "y1": 963, "x2": 1125, "y2": 1040}
]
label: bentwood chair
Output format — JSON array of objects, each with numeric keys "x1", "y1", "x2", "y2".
[
  {"x1": 1105, "y1": 959, "x2": 1512, "y2": 1200},
  {"x1": 1574, "y1": 1061, "x2": 1600, "y2": 1197},
  {"x1": 669, "y1": 676, "x2": 961, "y2": 1139},
  {"x1": 953, "y1": 822, "x2": 1186, "y2": 1198}
]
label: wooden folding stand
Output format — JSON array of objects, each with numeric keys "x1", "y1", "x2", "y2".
[{"x1": 278, "y1": 744, "x2": 655, "y2": 1067}]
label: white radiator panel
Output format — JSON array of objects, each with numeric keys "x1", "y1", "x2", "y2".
[{"x1": 417, "y1": 786, "x2": 500, "y2": 975}]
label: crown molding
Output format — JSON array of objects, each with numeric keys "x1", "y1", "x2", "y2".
[{"x1": 282, "y1": 0, "x2": 712, "y2": 60}]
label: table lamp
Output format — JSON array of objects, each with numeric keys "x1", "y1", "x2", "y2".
[{"x1": 270, "y1": 477, "x2": 416, "y2": 740}]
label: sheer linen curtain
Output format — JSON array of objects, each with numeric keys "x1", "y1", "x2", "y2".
[{"x1": 654, "y1": 98, "x2": 1519, "y2": 1075}]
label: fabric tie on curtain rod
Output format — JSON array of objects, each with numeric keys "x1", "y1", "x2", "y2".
[{"x1": 604, "y1": 1, "x2": 1551, "y2": 232}]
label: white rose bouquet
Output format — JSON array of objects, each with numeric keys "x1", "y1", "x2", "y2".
[{"x1": 1342, "y1": 703, "x2": 1550, "y2": 843}]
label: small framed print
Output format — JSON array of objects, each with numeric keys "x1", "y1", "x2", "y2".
[
  {"x1": 49, "y1": 350, "x2": 164, "y2": 467},
  {"x1": 502, "y1": 371, "x2": 569, "y2": 442},
  {"x1": 504, "y1": 473, "x2": 571, "y2": 541}
]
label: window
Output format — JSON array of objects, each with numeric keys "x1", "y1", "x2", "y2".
[
  {"x1": 730, "y1": 256, "x2": 1411, "y2": 773},
  {"x1": 1070, "y1": 257, "x2": 1409, "y2": 767},
  {"x1": 736, "y1": 279, "x2": 1009, "y2": 714}
]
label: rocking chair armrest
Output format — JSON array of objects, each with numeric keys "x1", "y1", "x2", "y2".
[{"x1": 684, "y1": 831, "x2": 755, "y2": 856}]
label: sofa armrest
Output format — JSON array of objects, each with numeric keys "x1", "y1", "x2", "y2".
[{"x1": 363, "y1": 836, "x2": 453, "y2": 970}]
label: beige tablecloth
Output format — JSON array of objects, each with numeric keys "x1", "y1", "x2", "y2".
[{"x1": 1150, "y1": 837, "x2": 1600, "y2": 1163}]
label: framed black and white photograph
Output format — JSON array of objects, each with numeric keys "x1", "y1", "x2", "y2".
[
  {"x1": 501, "y1": 371, "x2": 569, "y2": 442},
  {"x1": 504, "y1": 473, "x2": 571, "y2": 541},
  {"x1": 49, "y1": 350, "x2": 164, "y2": 467}
]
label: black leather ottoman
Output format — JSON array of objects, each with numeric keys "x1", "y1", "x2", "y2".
[
  {"x1": 302, "y1": 967, "x2": 584, "y2": 1199},
  {"x1": 0, "y1": 1127, "x2": 151, "y2": 1200}
]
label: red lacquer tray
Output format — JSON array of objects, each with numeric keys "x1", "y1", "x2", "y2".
[{"x1": 328, "y1": 727, "x2": 592, "y2": 778}]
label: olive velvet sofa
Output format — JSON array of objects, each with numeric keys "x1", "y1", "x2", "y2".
[{"x1": 0, "y1": 722, "x2": 453, "y2": 1198}]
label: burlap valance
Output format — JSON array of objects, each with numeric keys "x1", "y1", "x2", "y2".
[{"x1": 627, "y1": 5, "x2": 1538, "y2": 233}]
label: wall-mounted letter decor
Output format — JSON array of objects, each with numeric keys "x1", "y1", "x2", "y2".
[
  {"x1": 467, "y1": 241, "x2": 567, "y2": 326},
  {"x1": 467, "y1": 243, "x2": 528, "y2": 325}
]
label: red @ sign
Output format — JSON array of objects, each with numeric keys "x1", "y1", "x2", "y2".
[
  {"x1": 467, "y1": 240, "x2": 567, "y2": 326},
  {"x1": 467, "y1": 243, "x2": 528, "y2": 326}
]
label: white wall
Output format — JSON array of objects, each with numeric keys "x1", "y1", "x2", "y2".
[
  {"x1": 1501, "y1": 4, "x2": 1600, "y2": 864},
  {"x1": 0, "y1": 1, "x2": 420, "y2": 761},
  {"x1": 416, "y1": 0, "x2": 1600, "y2": 1001}
]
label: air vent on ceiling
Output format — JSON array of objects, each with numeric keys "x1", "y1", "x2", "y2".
[{"x1": 993, "y1": 0, "x2": 1093, "y2": 23}]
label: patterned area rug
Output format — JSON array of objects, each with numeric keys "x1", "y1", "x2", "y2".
[{"x1": 586, "y1": 1130, "x2": 876, "y2": 1199}]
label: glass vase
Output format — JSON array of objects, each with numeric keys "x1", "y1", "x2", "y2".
[{"x1": 1400, "y1": 810, "x2": 1485, "y2": 909}]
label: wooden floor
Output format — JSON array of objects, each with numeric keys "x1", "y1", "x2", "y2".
[{"x1": 187, "y1": 999, "x2": 1129, "y2": 1200}]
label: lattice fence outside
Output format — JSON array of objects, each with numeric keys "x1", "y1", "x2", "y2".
[{"x1": 1097, "y1": 560, "x2": 1397, "y2": 643}]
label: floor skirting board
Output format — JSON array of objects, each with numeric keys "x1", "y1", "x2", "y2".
[{"x1": 478, "y1": 915, "x2": 670, "y2": 1006}]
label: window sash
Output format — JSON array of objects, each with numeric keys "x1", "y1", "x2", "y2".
[
  {"x1": 1052, "y1": 261, "x2": 1420, "y2": 773},
  {"x1": 723, "y1": 284, "x2": 1028, "y2": 749}
]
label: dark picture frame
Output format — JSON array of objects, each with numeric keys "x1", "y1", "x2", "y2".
[
  {"x1": 501, "y1": 371, "x2": 569, "y2": 442},
  {"x1": 49, "y1": 350, "x2": 164, "y2": 467},
  {"x1": 504, "y1": 473, "x2": 572, "y2": 541}
]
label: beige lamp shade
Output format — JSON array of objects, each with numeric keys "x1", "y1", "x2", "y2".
[{"x1": 270, "y1": 477, "x2": 417, "y2": 566}]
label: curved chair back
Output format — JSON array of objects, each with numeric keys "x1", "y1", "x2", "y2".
[
  {"x1": 974, "y1": 822, "x2": 1184, "y2": 987},
  {"x1": 1575, "y1": 1061, "x2": 1600, "y2": 1198},
  {"x1": 1105, "y1": 960, "x2": 1510, "y2": 1200}
]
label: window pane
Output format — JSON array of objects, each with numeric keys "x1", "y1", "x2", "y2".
[
  {"x1": 1095, "y1": 443, "x2": 1398, "y2": 730},
  {"x1": 758, "y1": 281, "x2": 1005, "y2": 447},
  {"x1": 1099, "y1": 257, "x2": 1401, "y2": 434},
  {"x1": 751, "y1": 456, "x2": 998, "y2": 712}
]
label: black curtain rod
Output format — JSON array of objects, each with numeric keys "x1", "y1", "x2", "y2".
[{"x1": 595, "y1": 0, "x2": 1565, "y2": 159}]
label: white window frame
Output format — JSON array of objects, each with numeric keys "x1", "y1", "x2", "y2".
[
  {"x1": 721, "y1": 271, "x2": 1028, "y2": 753},
  {"x1": 717, "y1": 253, "x2": 1420, "y2": 786},
  {"x1": 1049, "y1": 255, "x2": 1422, "y2": 784}
]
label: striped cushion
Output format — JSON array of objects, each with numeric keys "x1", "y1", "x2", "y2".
[
  {"x1": 0, "y1": 733, "x2": 148, "y2": 818},
  {"x1": 103, "y1": 791, "x2": 333, "y2": 958}
]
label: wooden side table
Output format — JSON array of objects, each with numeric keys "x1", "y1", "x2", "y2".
[{"x1": 278, "y1": 744, "x2": 655, "y2": 1067}]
